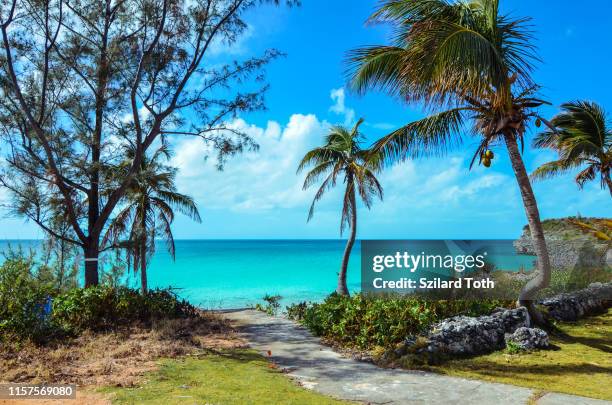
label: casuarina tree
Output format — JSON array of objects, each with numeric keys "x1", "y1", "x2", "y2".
[{"x1": 0, "y1": 0, "x2": 296, "y2": 286}]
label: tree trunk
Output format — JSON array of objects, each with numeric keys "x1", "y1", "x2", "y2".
[
  {"x1": 140, "y1": 214, "x2": 148, "y2": 295},
  {"x1": 85, "y1": 8, "x2": 110, "y2": 288},
  {"x1": 605, "y1": 175, "x2": 612, "y2": 199},
  {"x1": 505, "y1": 134, "x2": 551, "y2": 326},
  {"x1": 338, "y1": 187, "x2": 357, "y2": 296},
  {"x1": 84, "y1": 242, "x2": 99, "y2": 287},
  {"x1": 140, "y1": 244, "x2": 148, "y2": 295}
]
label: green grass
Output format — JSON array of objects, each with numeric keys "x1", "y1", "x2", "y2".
[
  {"x1": 418, "y1": 310, "x2": 612, "y2": 400},
  {"x1": 102, "y1": 349, "x2": 350, "y2": 405}
]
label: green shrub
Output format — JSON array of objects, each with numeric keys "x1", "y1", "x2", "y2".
[
  {"x1": 505, "y1": 340, "x2": 523, "y2": 354},
  {"x1": 288, "y1": 293, "x2": 512, "y2": 349},
  {"x1": 255, "y1": 294, "x2": 282, "y2": 316},
  {"x1": 0, "y1": 252, "x2": 198, "y2": 342},
  {"x1": 52, "y1": 286, "x2": 198, "y2": 333},
  {"x1": 286, "y1": 301, "x2": 308, "y2": 321},
  {"x1": 0, "y1": 257, "x2": 59, "y2": 342}
]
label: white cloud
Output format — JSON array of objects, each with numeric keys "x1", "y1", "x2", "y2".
[
  {"x1": 168, "y1": 87, "x2": 520, "y2": 231},
  {"x1": 329, "y1": 87, "x2": 356, "y2": 126},
  {"x1": 169, "y1": 87, "x2": 369, "y2": 213},
  {"x1": 169, "y1": 109, "x2": 524, "y2": 233},
  {"x1": 372, "y1": 156, "x2": 517, "y2": 216},
  {"x1": 171, "y1": 114, "x2": 329, "y2": 212}
]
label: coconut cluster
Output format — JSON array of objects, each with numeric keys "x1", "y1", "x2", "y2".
[{"x1": 481, "y1": 150, "x2": 495, "y2": 167}]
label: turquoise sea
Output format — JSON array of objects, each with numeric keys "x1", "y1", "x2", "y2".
[{"x1": 0, "y1": 240, "x2": 535, "y2": 308}]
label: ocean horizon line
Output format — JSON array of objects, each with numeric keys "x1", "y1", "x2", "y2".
[{"x1": 0, "y1": 238, "x2": 520, "y2": 242}]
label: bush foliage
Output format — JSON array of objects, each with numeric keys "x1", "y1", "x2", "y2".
[
  {"x1": 52, "y1": 286, "x2": 198, "y2": 333},
  {"x1": 255, "y1": 294, "x2": 282, "y2": 315},
  {"x1": 0, "y1": 256, "x2": 197, "y2": 343},
  {"x1": 287, "y1": 293, "x2": 511, "y2": 349},
  {"x1": 0, "y1": 257, "x2": 55, "y2": 341},
  {"x1": 287, "y1": 265, "x2": 611, "y2": 350}
]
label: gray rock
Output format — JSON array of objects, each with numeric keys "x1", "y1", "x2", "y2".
[
  {"x1": 539, "y1": 282, "x2": 612, "y2": 321},
  {"x1": 505, "y1": 327, "x2": 549, "y2": 350},
  {"x1": 401, "y1": 283, "x2": 611, "y2": 359},
  {"x1": 405, "y1": 307, "x2": 529, "y2": 357}
]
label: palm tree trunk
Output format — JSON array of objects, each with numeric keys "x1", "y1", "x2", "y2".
[
  {"x1": 140, "y1": 239, "x2": 148, "y2": 295},
  {"x1": 505, "y1": 134, "x2": 551, "y2": 326},
  {"x1": 140, "y1": 212, "x2": 148, "y2": 295},
  {"x1": 338, "y1": 187, "x2": 357, "y2": 296}
]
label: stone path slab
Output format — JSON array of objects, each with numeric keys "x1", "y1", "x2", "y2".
[{"x1": 223, "y1": 309, "x2": 610, "y2": 405}]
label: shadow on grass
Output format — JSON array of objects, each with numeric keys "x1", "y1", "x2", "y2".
[
  {"x1": 549, "y1": 315, "x2": 612, "y2": 353},
  {"x1": 431, "y1": 360, "x2": 611, "y2": 377},
  {"x1": 553, "y1": 333, "x2": 612, "y2": 353}
]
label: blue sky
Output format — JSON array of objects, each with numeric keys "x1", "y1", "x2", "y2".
[{"x1": 1, "y1": 0, "x2": 611, "y2": 240}]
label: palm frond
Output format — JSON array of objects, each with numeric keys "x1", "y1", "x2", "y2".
[
  {"x1": 156, "y1": 209, "x2": 176, "y2": 260},
  {"x1": 297, "y1": 147, "x2": 342, "y2": 173},
  {"x1": 351, "y1": 117, "x2": 365, "y2": 137},
  {"x1": 307, "y1": 169, "x2": 339, "y2": 221},
  {"x1": 300, "y1": 119, "x2": 384, "y2": 226},
  {"x1": 347, "y1": 46, "x2": 410, "y2": 96},
  {"x1": 353, "y1": 0, "x2": 537, "y2": 107},
  {"x1": 530, "y1": 160, "x2": 578, "y2": 181},
  {"x1": 575, "y1": 165, "x2": 596, "y2": 189},
  {"x1": 150, "y1": 197, "x2": 176, "y2": 225},
  {"x1": 532, "y1": 128, "x2": 558, "y2": 149},
  {"x1": 412, "y1": 20, "x2": 508, "y2": 100},
  {"x1": 532, "y1": 100, "x2": 611, "y2": 190},
  {"x1": 101, "y1": 205, "x2": 135, "y2": 248},
  {"x1": 155, "y1": 190, "x2": 201, "y2": 222},
  {"x1": 368, "y1": 0, "x2": 463, "y2": 28},
  {"x1": 355, "y1": 166, "x2": 384, "y2": 209},
  {"x1": 302, "y1": 160, "x2": 335, "y2": 190},
  {"x1": 372, "y1": 107, "x2": 468, "y2": 161}
]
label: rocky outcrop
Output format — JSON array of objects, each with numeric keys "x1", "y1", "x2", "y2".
[
  {"x1": 402, "y1": 307, "x2": 529, "y2": 357},
  {"x1": 539, "y1": 282, "x2": 612, "y2": 321},
  {"x1": 400, "y1": 283, "x2": 611, "y2": 360},
  {"x1": 506, "y1": 327, "x2": 549, "y2": 350},
  {"x1": 514, "y1": 225, "x2": 610, "y2": 270}
]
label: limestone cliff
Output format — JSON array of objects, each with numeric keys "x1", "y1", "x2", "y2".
[{"x1": 514, "y1": 217, "x2": 611, "y2": 269}]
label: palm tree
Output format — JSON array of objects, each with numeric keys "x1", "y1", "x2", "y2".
[
  {"x1": 531, "y1": 101, "x2": 611, "y2": 197},
  {"x1": 104, "y1": 145, "x2": 201, "y2": 294},
  {"x1": 298, "y1": 118, "x2": 383, "y2": 296},
  {"x1": 348, "y1": 0, "x2": 553, "y2": 324}
]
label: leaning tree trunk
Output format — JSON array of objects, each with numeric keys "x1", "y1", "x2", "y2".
[
  {"x1": 505, "y1": 133, "x2": 552, "y2": 326},
  {"x1": 338, "y1": 187, "x2": 357, "y2": 296},
  {"x1": 605, "y1": 175, "x2": 612, "y2": 199}
]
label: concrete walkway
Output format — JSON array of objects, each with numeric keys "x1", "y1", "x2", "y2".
[{"x1": 223, "y1": 309, "x2": 610, "y2": 405}]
